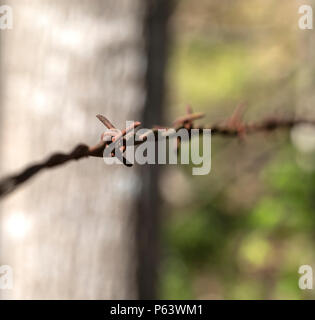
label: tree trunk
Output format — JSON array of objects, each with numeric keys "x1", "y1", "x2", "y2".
[
  {"x1": 136, "y1": 0, "x2": 173, "y2": 299},
  {"x1": 0, "y1": 0, "x2": 170, "y2": 299}
]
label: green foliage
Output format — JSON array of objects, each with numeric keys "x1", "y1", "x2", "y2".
[
  {"x1": 170, "y1": 40, "x2": 252, "y2": 108},
  {"x1": 162, "y1": 0, "x2": 314, "y2": 300},
  {"x1": 160, "y1": 145, "x2": 315, "y2": 299}
]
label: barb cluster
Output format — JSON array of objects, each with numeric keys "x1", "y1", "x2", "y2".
[{"x1": 0, "y1": 107, "x2": 314, "y2": 198}]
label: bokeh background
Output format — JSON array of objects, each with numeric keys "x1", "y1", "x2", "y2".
[{"x1": 159, "y1": 0, "x2": 315, "y2": 299}]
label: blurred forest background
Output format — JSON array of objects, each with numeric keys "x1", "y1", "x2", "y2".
[
  {"x1": 1, "y1": 0, "x2": 315, "y2": 300},
  {"x1": 159, "y1": 0, "x2": 315, "y2": 299}
]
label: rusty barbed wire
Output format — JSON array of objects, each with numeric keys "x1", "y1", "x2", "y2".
[{"x1": 0, "y1": 106, "x2": 315, "y2": 199}]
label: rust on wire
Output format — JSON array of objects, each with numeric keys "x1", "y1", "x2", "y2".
[{"x1": 0, "y1": 107, "x2": 315, "y2": 199}]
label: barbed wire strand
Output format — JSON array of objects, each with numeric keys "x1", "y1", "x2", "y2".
[{"x1": 0, "y1": 107, "x2": 314, "y2": 199}]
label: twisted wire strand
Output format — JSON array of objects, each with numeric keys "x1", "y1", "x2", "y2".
[{"x1": 0, "y1": 111, "x2": 313, "y2": 199}]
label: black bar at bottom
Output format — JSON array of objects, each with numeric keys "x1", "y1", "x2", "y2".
[{"x1": 0, "y1": 300, "x2": 310, "y2": 318}]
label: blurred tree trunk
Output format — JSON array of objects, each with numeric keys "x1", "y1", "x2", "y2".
[
  {"x1": 0, "y1": 0, "x2": 171, "y2": 299},
  {"x1": 136, "y1": 0, "x2": 173, "y2": 299}
]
